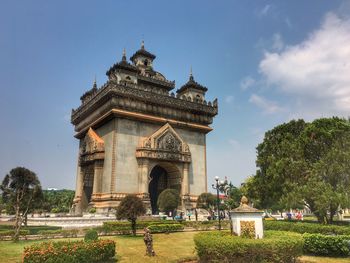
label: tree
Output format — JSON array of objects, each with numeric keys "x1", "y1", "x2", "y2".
[
  {"x1": 246, "y1": 117, "x2": 350, "y2": 223},
  {"x1": 0, "y1": 167, "x2": 42, "y2": 241},
  {"x1": 225, "y1": 185, "x2": 242, "y2": 210},
  {"x1": 302, "y1": 134, "x2": 350, "y2": 223},
  {"x1": 116, "y1": 195, "x2": 146, "y2": 235},
  {"x1": 196, "y1": 193, "x2": 216, "y2": 210},
  {"x1": 157, "y1": 189, "x2": 180, "y2": 216},
  {"x1": 41, "y1": 189, "x2": 75, "y2": 213}
]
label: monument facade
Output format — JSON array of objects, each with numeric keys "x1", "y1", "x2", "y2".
[{"x1": 71, "y1": 42, "x2": 218, "y2": 214}]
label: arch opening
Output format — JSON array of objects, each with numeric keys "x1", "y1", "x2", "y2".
[{"x1": 148, "y1": 163, "x2": 181, "y2": 215}]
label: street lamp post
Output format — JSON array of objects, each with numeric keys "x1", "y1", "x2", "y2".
[{"x1": 212, "y1": 176, "x2": 222, "y2": 230}]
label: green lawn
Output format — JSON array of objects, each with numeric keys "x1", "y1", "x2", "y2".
[
  {"x1": 0, "y1": 232, "x2": 197, "y2": 263},
  {"x1": 1, "y1": 231, "x2": 350, "y2": 263},
  {"x1": 300, "y1": 256, "x2": 350, "y2": 263}
]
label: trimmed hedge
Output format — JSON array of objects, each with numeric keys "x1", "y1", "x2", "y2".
[
  {"x1": 23, "y1": 239, "x2": 116, "y2": 263},
  {"x1": 194, "y1": 230, "x2": 303, "y2": 263},
  {"x1": 101, "y1": 220, "x2": 180, "y2": 234},
  {"x1": 0, "y1": 225, "x2": 61, "y2": 235},
  {"x1": 182, "y1": 220, "x2": 230, "y2": 230},
  {"x1": 101, "y1": 220, "x2": 230, "y2": 234},
  {"x1": 25, "y1": 226, "x2": 62, "y2": 235},
  {"x1": 148, "y1": 224, "x2": 184, "y2": 233},
  {"x1": 264, "y1": 220, "x2": 350, "y2": 235},
  {"x1": 303, "y1": 233, "x2": 350, "y2": 257},
  {"x1": 37, "y1": 229, "x2": 78, "y2": 239},
  {"x1": 0, "y1": 229, "x2": 30, "y2": 240}
]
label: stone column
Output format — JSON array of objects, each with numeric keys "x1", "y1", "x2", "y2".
[
  {"x1": 93, "y1": 160, "x2": 103, "y2": 194},
  {"x1": 181, "y1": 163, "x2": 190, "y2": 211},
  {"x1": 182, "y1": 163, "x2": 189, "y2": 196},
  {"x1": 141, "y1": 159, "x2": 149, "y2": 194},
  {"x1": 73, "y1": 166, "x2": 84, "y2": 215}
]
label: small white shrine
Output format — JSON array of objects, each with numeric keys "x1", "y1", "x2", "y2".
[{"x1": 230, "y1": 196, "x2": 264, "y2": 239}]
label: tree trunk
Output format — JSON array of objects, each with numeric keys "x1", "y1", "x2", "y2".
[
  {"x1": 13, "y1": 195, "x2": 22, "y2": 242},
  {"x1": 131, "y1": 219, "x2": 136, "y2": 236},
  {"x1": 24, "y1": 213, "x2": 28, "y2": 227},
  {"x1": 329, "y1": 207, "x2": 337, "y2": 224}
]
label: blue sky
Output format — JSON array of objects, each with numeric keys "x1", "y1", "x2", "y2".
[{"x1": 1, "y1": 0, "x2": 350, "y2": 190}]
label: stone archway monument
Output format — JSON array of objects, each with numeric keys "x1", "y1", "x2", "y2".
[
  {"x1": 71, "y1": 42, "x2": 218, "y2": 214},
  {"x1": 136, "y1": 123, "x2": 191, "y2": 213}
]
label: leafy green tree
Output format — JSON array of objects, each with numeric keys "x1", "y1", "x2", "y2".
[
  {"x1": 116, "y1": 195, "x2": 146, "y2": 235},
  {"x1": 0, "y1": 167, "x2": 42, "y2": 241},
  {"x1": 253, "y1": 119, "x2": 308, "y2": 209},
  {"x1": 246, "y1": 117, "x2": 350, "y2": 223},
  {"x1": 42, "y1": 189, "x2": 75, "y2": 213},
  {"x1": 157, "y1": 189, "x2": 180, "y2": 216},
  {"x1": 303, "y1": 134, "x2": 350, "y2": 223},
  {"x1": 0, "y1": 196, "x2": 4, "y2": 215},
  {"x1": 225, "y1": 185, "x2": 242, "y2": 209},
  {"x1": 196, "y1": 192, "x2": 216, "y2": 210}
]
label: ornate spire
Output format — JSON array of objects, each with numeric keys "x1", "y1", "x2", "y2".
[
  {"x1": 141, "y1": 40, "x2": 145, "y2": 50},
  {"x1": 122, "y1": 48, "x2": 126, "y2": 61},
  {"x1": 93, "y1": 75, "x2": 97, "y2": 89},
  {"x1": 189, "y1": 66, "x2": 194, "y2": 81}
]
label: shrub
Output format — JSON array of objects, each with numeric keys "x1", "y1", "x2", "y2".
[
  {"x1": 0, "y1": 225, "x2": 61, "y2": 235},
  {"x1": 102, "y1": 220, "x2": 180, "y2": 234},
  {"x1": 148, "y1": 224, "x2": 184, "y2": 233},
  {"x1": 303, "y1": 233, "x2": 350, "y2": 257},
  {"x1": 23, "y1": 239, "x2": 115, "y2": 263},
  {"x1": 37, "y1": 229, "x2": 78, "y2": 239},
  {"x1": 264, "y1": 220, "x2": 350, "y2": 235},
  {"x1": 182, "y1": 221, "x2": 216, "y2": 230},
  {"x1": 84, "y1": 229, "x2": 98, "y2": 242},
  {"x1": 157, "y1": 189, "x2": 180, "y2": 214},
  {"x1": 51, "y1": 208, "x2": 59, "y2": 213},
  {"x1": 0, "y1": 230, "x2": 29, "y2": 240},
  {"x1": 26, "y1": 226, "x2": 62, "y2": 235},
  {"x1": 194, "y1": 230, "x2": 303, "y2": 263}
]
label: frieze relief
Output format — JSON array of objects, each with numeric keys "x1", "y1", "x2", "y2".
[
  {"x1": 71, "y1": 82, "x2": 217, "y2": 126},
  {"x1": 79, "y1": 128, "x2": 105, "y2": 165},
  {"x1": 136, "y1": 123, "x2": 191, "y2": 163}
]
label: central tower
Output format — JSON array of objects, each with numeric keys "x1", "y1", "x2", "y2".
[{"x1": 71, "y1": 42, "x2": 218, "y2": 214}]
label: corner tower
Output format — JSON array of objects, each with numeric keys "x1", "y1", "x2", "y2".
[{"x1": 71, "y1": 42, "x2": 218, "y2": 214}]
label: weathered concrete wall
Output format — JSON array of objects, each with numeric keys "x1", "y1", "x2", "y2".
[
  {"x1": 88, "y1": 116, "x2": 207, "y2": 197},
  {"x1": 114, "y1": 118, "x2": 160, "y2": 193},
  {"x1": 96, "y1": 120, "x2": 114, "y2": 193},
  {"x1": 176, "y1": 128, "x2": 207, "y2": 195}
]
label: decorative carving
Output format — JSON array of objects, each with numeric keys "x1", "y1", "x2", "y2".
[
  {"x1": 144, "y1": 138, "x2": 151, "y2": 148},
  {"x1": 156, "y1": 132, "x2": 181, "y2": 152},
  {"x1": 240, "y1": 221, "x2": 256, "y2": 239},
  {"x1": 79, "y1": 128, "x2": 105, "y2": 165},
  {"x1": 136, "y1": 123, "x2": 191, "y2": 163},
  {"x1": 71, "y1": 82, "x2": 217, "y2": 127}
]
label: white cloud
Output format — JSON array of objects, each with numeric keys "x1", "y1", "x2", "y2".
[
  {"x1": 249, "y1": 94, "x2": 284, "y2": 114},
  {"x1": 272, "y1": 33, "x2": 284, "y2": 51},
  {"x1": 259, "y1": 12, "x2": 350, "y2": 117},
  {"x1": 259, "y1": 5, "x2": 271, "y2": 17},
  {"x1": 240, "y1": 76, "x2": 255, "y2": 90},
  {"x1": 225, "y1": 95, "x2": 234, "y2": 103}
]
